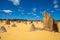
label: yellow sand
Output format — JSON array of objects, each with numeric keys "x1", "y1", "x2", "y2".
[{"x1": 0, "y1": 21, "x2": 60, "y2": 40}]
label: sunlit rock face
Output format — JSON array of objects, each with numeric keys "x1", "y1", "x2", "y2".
[
  {"x1": 12, "y1": 24, "x2": 16, "y2": 27},
  {"x1": 0, "y1": 26, "x2": 7, "y2": 32},
  {"x1": 30, "y1": 24, "x2": 36, "y2": 32},
  {"x1": 43, "y1": 11, "x2": 53, "y2": 31},
  {"x1": 5, "y1": 19, "x2": 10, "y2": 25}
]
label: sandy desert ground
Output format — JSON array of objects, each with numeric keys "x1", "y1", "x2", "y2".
[{"x1": 0, "y1": 20, "x2": 60, "y2": 40}]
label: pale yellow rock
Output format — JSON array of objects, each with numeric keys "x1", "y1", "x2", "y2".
[{"x1": 43, "y1": 11, "x2": 53, "y2": 31}]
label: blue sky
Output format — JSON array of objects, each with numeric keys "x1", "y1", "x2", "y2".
[{"x1": 0, "y1": 0, "x2": 60, "y2": 20}]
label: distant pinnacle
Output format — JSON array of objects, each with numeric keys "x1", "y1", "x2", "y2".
[{"x1": 43, "y1": 10, "x2": 48, "y2": 14}]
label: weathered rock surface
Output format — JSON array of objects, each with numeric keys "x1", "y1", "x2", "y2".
[
  {"x1": 43, "y1": 11, "x2": 53, "y2": 31},
  {"x1": 0, "y1": 26, "x2": 7, "y2": 32},
  {"x1": 43, "y1": 11, "x2": 58, "y2": 32}
]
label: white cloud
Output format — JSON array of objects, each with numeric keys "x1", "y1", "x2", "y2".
[
  {"x1": 50, "y1": 10, "x2": 54, "y2": 13},
  {"x1": 33, "y1": 8, "x2": 37, "y2": 12},
  {"x1": 33, "y1": 14, "x2": 37, "y2": 16},
  {"x1": 40, "y1": 12, "x2": 43, "y2": 14},
  {"x1": 18, "y1": 7, "x2": 24, "y2": 13},
  {"x1": 18, "y1": 9, "x2": 24, "y2": 12},
  {"x1": 36, "y1": 16, "x2": 39, "y2": 18},
  {"x1": 19, "y1": 7, "x2": 22, "y2": 9},
  {"x1": 53, "y1": 0, "x2": 58, "y2": 4},
  {"x1": 21, "y1": 13, "x2": 24, "y2": 14},
  {"x1": 2, "y1": 10, "x2": 12, "y2": 13},
  {"x1": 8, "y1": 0, "x2": 20, "y2": 6},
  {"x1": 53, "y1": 0, "x2": 59, "y2": 9},
  {"x1": 18, "y1": 9, "x2": 24, "y2": 14},
  {"x1": 54, "y1": 4, "x2": 59, "y2": 8},
  {"x1": 47, "y1": 9, "x2": 50, "y2": 10}
]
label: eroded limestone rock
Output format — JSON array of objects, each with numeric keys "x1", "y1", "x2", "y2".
[
  {"x1": 12, "y1": 24, "x2": 16, "y2": 27},
  {"x1": 30, "y1": 24, "x2": 36, "y2": 32},
  {"x1": 43, "y1": 11, "x2": 53, "y2": 31},
  {"x1": 5, "y1": 19, "x2": 10, "y2": 25},
  {"x1": 0, "y1": 26, "x2": 7, "y2": 32}
]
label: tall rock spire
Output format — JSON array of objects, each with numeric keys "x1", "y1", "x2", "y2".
[{"x1": 43, "y1": 11, "x2": 53, "y2": 31}]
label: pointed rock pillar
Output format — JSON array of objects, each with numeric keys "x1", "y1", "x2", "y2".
[{"x1": 43, "y1": 11, "x2": 53, "y2": 31}]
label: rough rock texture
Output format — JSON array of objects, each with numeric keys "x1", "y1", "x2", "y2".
[
  {"x1": 0, "y1": 36, "x2": 1, "y2": 39},
  {"x1": 12, "y1": 24, "x2": 16, "y2": 27},
  {"x1": 53, "y1": 20, "x2": 59, "y2": 32},
  {"x1": 5, "y1": 19, "x2": 10, "y2": 25},
  {"x1": 30, "y1": 24, "x2": 36, "y2": 31},
  {"x1": 0, "y1": 26, "x2": 7, "y2": 32},
  {"x1": 43, "y1": 11, "x2": 53, "y2": 31}
]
